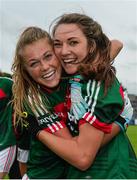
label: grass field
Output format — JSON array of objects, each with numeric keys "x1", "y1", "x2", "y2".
[{"x1": 127, "y1": 125, "x2": 137, "y2": 156}]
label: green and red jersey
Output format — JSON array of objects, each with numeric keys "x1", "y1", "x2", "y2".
[
  {"x1": 0, "y1": 77, "x2": 16, "y2": 150},
  {"x1": 66, "y1": 77, "x2": 137, "y2": 179},
  {"x1": 18, "y1": 79, "x2": 69, "y2": 179},
  {"x1": 18, "y1": 77, "x2": 137, "y2": 179}
]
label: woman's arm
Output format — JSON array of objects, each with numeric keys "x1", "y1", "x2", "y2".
[
  {"x1": 56, "y1": 121, "x2": 121, "y2": 147},
  {"x1": 19, "y1": 162, "x2": 27, "y2": 177},
  {"x1": 110, "y1": 40, "x2": 123, "y2": 60},
  {"x1": 93, "y1": 40, "x2": 123, "y2": 63},
  {"x1": 28, "y1": 115, "x2": 121, "y2": 170},
  {"x1": 37, "y1": 123, "x2": 104, "y2": 171},
  {"x1": 101, "y1": 123, "x2": 120, "y2": 147}
]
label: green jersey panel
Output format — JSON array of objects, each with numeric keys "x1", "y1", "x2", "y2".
[
  {"x1": 67, "y1": 77, "x2": 137, "y2": 179},
  {"x1": 82, "y1": 78, "x2": 124, "y2": 123},
  {"x1": 67, "y1": 132, "x2": 137, "y2": 179},
  {"x1": 18, "y1": 80, "x2": 69, "y2": 178},
  {"x1": 0, "y1": 77, "x2": 16, "y2": 150}
]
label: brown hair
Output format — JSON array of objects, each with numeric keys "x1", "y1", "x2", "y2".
[
  {"x1": 12, "y1": 26, "x2": 52, "y2": 124},
  {"x1": 51, "y1": 13, "x2": 116, "y2": 94}
]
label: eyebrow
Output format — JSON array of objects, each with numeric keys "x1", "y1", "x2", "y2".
[
  {"x1": 29, "y1": 51, "x2": 51, "y2": 62},
  {"x1": 54, "y1": 37, "x2": 78, "y2": 42}
]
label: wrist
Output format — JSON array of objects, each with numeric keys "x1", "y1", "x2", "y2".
[
  {"x1": 114, "y1": 116, "x2": 128, "y2": 132},
  {"x1": 78, "y1": 118, "x2": 87, "y2": 127},
  {"x1": 114, "y1": 121, "x2": 125, "y2": 132}
]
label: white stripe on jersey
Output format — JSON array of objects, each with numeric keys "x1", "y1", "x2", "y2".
[
  {"x1": 52, "y1": 122, "x2": 59, "y2": 131},
  {"x1": 47, "y1": 124, "x2": 55, "y2": 133},
  {"x1": 90, "y1": 81, "x2": 100, "y2": 114},
  {"x1": 28, "y1": 93, "x2": 48, "y2": 117},
  {"x1": 85, "y1": 80, "x2": 92, "y2": 103},
  {"x1": 83, "y1": 112, "x2": 92, "y2": 121},
  {"x1": 85, "y1": 80, "x2": 96, "y2": 107},
  {"x1": 89, "y1": 115, "x2": 96, "y2": 124},
  {"x1": 0, "y1": 145, "x2": 16, "y2": 173},
  {"x1": 56, "y1": 121, "x2": 63, "y2": 129},
  {"x1": 84, "y1": 81, "x2": 101, "y2": 120}
]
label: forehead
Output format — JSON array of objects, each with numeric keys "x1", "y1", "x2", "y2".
[
  {"x1": 23, "y1": 38, "x2": 52, "y2": 59},
  {"x1": 23, "y1": 38, "x2": 51, "y2": 51},
  {"x1": 54, "y1": 24, "x2": 84, "y2": 39}
]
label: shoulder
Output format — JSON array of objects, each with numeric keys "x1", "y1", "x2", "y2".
[
  {"x1": 0, "y1": 77, "x2": 13, "y2": 98},
  {"x1": 0, "y1": 77, "x2": 13, "y2": 85},
  {"x1": 82, "y1": 79, "x2": 101, "y2": 96}
]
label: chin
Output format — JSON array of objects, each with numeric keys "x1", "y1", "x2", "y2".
[
  {"x1": 65, "y1": 69, "x2": 77, "y2": 75},
  {"x1": 50, "y1": 80, "x2": 60, "y2": 88},
  {"x1": 63, "y1": 66, "x2": 78, "y2": 75},
  {"x1": 40, "y1": 79, "x2": 59, "y2": 89}
]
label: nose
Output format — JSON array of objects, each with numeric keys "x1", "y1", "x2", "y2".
[
  {"x1": 40, "y1": 59, "x2": 49, "y2": 71},
  {"x1": 61, "y1": 44, "x2": 70, "y2": 56}
]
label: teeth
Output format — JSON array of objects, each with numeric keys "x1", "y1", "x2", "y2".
[
  {"x1": 64, "y1": 59, "x2": 74, "y2": 63},
  {"x1": 63, "y1": 58, "x2": 76, "y2": 63},
  {"x1": 63, "y1": 59, "x2": 80, "y2": 64},
  {"x1": 42, "y1": 71, "x2": 55, "y2": 78}
]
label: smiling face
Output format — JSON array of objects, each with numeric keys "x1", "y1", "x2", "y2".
[
  {"x1": 23, "y1": 38, "x2": 62, "y2": 88},
  {"x1": 53, "y1": 24, "x2": 89, "y2": 75}
]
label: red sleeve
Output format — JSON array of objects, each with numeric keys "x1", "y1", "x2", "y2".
[
  {"x1": 79, "y1": 114, "x2": 112, "y2": 133},
  {"x1": 43, "y1": 120, "x2": 67, "y2": 134}
]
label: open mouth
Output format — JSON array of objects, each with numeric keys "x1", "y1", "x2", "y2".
[
  {"x1": 42, "y1": 70, "x2": 55, "y2": 79},
  {"x1": 63, "y1": 58, "x2": 80, "y2": 64}
]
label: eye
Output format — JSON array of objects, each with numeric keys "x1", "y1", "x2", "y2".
[
  {"x1": 53, "y1": 41, "x2": 62, "y2": 48},
  {"x1": 29, "y1": 60, "x2": 39, "y2": 67},
  {"x1": 69, "y1": 41, "x2": 78, "y2": 46},
  {"x1": 43, "y1": 53, "x2": 53, "y2": 60}
]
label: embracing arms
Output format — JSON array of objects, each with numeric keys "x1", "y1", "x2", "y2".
[{"x1": 36, "y1": 122, "x2": 104, "y2": 170}]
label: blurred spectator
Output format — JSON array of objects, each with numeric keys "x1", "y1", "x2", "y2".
[{"x1": 0, "y1": 71, "x2": 21, "y2": 179}]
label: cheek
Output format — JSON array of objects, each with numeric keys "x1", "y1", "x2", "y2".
[
  {"x1": 53, "y1": 56, "x2": 61, "y2": 66},
  {"x1": 27, "y1": 68, "x2": 40, "y2": 80},
  {"x1": 52, "y1": 58, "x2": 62, "y2": 74},
  {"x1": 57, "y1": 64, "x2": 62, "y2": 76},
  {"x1": 80, "y1": 43, "x2": 89, "y2": 57},
  {"x1": 80, "y1": 49, "x2": 88, "y2": 59},
  {"x1": 60, "y1": 60, "x2": 65, "y2": 67},
  {"x1": 54, "y1": 49, "x2": 61, "y2": 58}
]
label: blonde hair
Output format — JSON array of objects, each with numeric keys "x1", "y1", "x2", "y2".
[{"x1": 12, "y1": 27, "x2": 52, "y2": 125}]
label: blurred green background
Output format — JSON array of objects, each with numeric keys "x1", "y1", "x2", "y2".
[{"x1": 127, "y1": 125, "x2": 137, "y2": 155}]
